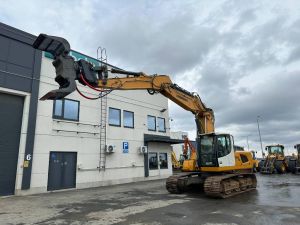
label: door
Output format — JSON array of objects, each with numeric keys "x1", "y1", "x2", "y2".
[
  {"x1": 47, "y1": 152, "x2": 77, "y2": 191},
  {"x1": 0, "y1": 93, "x2": 24, "y2": 196},
  {"x1": 198, "y1": 135, "x2": 218, "y2": 167},
  {"x1": 148, "y1": 152, "x2": 159, "y2": 176}
]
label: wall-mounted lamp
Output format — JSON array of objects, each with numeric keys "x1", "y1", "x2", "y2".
[{"x1": 160, "y1": 108, "x2": 167, "y2": 113}]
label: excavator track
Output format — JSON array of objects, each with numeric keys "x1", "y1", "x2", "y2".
[
  {"x1": 166, "y1": 172, "x2": 200, "y2": 194},
  {"x1": 204, "y1": 173, "x2": 257, "y2": 198},
  {"x1": 166, "y1": 173, "x2": 257, "y2": 198}
]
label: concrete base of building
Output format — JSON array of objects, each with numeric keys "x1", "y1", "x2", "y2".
[{"x1": 14, "y1": 175, "x2": 170, "y2": 196}]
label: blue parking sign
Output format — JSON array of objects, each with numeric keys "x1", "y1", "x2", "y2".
[{"x1": 123, "y1": 141, "x2": 129, "y2": 153}]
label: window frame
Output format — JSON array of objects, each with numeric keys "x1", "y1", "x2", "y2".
[
  {"x1": 108, "y1": 107, "x2": 121, "y2": 127},
  {"x1": 52, "y1": 98, "x2": 80, "y2": 122},
  {"x1": 147, "y1": 115, "x2": 156, "y2": 131},
  {"x1": 157, "y1": 117, "x2": 166, "y2": 133},
  {"x1": 123, "y1": 110, "x2": 134, "y2": 128}
]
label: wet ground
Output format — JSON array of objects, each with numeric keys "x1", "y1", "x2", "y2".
[{"x1": 0, "y1": 173, "x2": 300, "y2": 225}]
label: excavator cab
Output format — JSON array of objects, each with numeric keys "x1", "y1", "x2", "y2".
[{"x1": 197, "y1": 133, "x2": 235, "y2": 168}]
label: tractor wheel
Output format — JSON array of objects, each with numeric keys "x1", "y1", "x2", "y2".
[
  {"x1": 257, "y1": 160, "x2": 265, "y2": 172},
  {"x1": 288, "y1": 160, "x2": 297, "y2": 174},
  {"x1": 275, "y1": 161, "x2": 286, "y2": 174}
]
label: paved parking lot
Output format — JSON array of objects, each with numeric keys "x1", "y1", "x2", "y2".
[{"x1": 1, "y1": 173, "x2": 300, "y2": 225}]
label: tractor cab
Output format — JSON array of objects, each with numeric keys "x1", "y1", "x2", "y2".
[{"x1": 265, "y1": 145, "x2": 285, "y2": 157}]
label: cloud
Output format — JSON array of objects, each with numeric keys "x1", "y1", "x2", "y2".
[{"x1": 1, "y1": 0, "x2": 300, "y2": 153}]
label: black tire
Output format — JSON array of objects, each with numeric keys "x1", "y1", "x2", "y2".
[
  {"x1": 288, "y1": 160, "x2": 297, "y2": 174},
  {"x1": 285, "y1": 156, "x2": 292, "y2": 172},
  {"x1": 275, "y1": 160, "x2": 286, "y2": 174},
  {"x1": 257, "y1": 160, "x2": 265, "y2": 172}
]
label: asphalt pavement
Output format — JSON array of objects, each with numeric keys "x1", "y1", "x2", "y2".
[{"x1": 0, "y1": 173, "x2": 300, "y2": 225}]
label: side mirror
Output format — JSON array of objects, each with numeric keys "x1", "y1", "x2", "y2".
[
  {"x1": 265, "y1": 147, "x2": 268, "y2": 151},
  {"x1": 295, "y1": 145, "x2": 297, "y2": 149}
]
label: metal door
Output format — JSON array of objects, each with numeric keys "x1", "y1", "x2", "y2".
[
  {"x1": 61, "y1": 152, "x2": 77, "y2": 189},
  {"x1": 47, "y1": 152, "x2": 77, "y2": 191},
  {"x1": 0, "y1": 93, "x2": 24, "y2": 196}
]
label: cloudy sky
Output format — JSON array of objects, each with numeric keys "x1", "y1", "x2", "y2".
[{"x1": 1, "y1": 0, "x2": 300, "y2": 155}]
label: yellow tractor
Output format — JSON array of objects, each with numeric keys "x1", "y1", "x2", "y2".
[
  {"x1": 32, "y1": 33, "x2": 258, "y2": 198},
  {"x1": 259, "y1": 144, "x2": 288, "y2": 174},
  {"x1": 288, "y1": 144, "x2": 300, "y2": 174}
]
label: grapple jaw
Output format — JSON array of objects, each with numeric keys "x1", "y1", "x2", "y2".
[{"x1": 33, "y1": 34, "x2": 78, "y2": 100}]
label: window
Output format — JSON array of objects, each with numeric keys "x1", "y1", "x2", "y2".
[
  {"x1": 216, "y1": 136, "x2": 231, "y2": 157},
  {"x1": 159, "y1": 153, "x2": 168, "y2": 169},
  {"x1": 123, "y1": 110, "x2": 134, "y2": 128},
  {"x1": 109, "y1": 107, "x2": 121, "y2": 126},
  {"x1": 157, "y1": 117, "x2": 166, "y2": 132},
  {"x1": 240, "y1": 154, "x2": 249, "y2": 163},
  {"x1": 149, "y1": 152, "x2": 158, "y2": 170},
  {"x1": 147, "y1": 115, "x2": 156, "y2": 131},
  {"x1": 53, "y1": 99, "x2": 79, "y2": 121}
]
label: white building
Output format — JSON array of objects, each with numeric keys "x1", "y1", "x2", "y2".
[{"x1": 0, "y1": 23, "x2": 184, "y2": 196}]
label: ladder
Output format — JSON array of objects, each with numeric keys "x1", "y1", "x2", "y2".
[
  {"x1": 97, "y1": 47, "x2": 108, "y2": 171},
  {"x1": 99, "y1": 93, "x2": 107, "y2": 170}
]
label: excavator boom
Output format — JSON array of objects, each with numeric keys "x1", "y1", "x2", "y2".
[{"x1": 33, "y1": 34, "x2": 214, "y2": 134}]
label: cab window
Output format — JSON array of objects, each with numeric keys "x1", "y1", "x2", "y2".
[{"x1": 216, "y1": 136, "x2": 231, "y2": 157}]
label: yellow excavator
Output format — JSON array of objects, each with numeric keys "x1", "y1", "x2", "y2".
[
  {"x1": 171, "y1": 150, "x2": 182, "y2": 170},
  {"x1": 32, "y1": 34, "x2": 257, "y2": 198}
]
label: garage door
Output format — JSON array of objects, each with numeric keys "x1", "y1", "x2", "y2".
[{"x1": 0, "y1": 93, "x2": 24, "y2": 196}]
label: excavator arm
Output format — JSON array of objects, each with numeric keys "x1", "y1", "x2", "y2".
[
  {"x1": 33, "y1": 33, "x2": 214, "y2": 134},
  {"x1": 96, "y1": 69, "x2": 214, "y2": 134}
]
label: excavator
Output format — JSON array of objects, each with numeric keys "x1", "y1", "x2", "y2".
[
  {"x1": 171, "y1": 150, "x2": 182, "y2": 170},
  {"x1": 32, "y1": 33, "x2": 257, "y2": 198},
  {"x1": 172, "y1": 136, "x2": 197, "y2": 171},
  {"x1": 259, "y1": 144, "x2": 288, "y2": 174}
]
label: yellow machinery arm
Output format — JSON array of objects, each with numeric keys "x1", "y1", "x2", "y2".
[
  {"x1": 97, "y1": 70, "x2": 215, "y2": 134},
  {"x1": 32, "y1": 33, "x2": 214, "y2": 134}
]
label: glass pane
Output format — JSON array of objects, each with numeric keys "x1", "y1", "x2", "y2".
[
  {"x1": 147, "y1": 116, "x2": 156, "y2": 131},
  {"x1": 269, "y1": 146, "x2": 283, "y2": 154},
  {"x1": 216, "y1": 136, "x2": 227, "y2": 157},
  {"x1": 54, "y1": 100, "x2": 62, "y2": 116},
  {"x1": 159, "y1": 153, "x2": 168, "y2": 169},
  {"x1": 157, "y1": 117, "x2": 165, "y2": 132},
  {"x1": 199, "y1": 135, "x2": 215, "y2": 166},
  {"x1": 149, "y1": 152, "x2": 158, "y2": 170},
  {"x1": 124, "y1": 111, "x2": 134, "y2": 128},
  {"x1": 200, "y1": 136, "x2": 214, "y2": 154},
  {"x1": 64, "y1": 100, "x2": 79, "y2": 120},
  {"x1": 109, "y1": 108, "x2": 121, "y2": 126}
]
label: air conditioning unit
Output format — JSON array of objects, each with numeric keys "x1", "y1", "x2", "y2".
[
  {"x1": 139, "y1": 146, "x2": 148, "y2": 154},
  {"x1": 106, "y1": 145, "x2": 116, "y2": 154}
]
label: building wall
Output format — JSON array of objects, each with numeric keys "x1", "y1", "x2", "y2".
[
  {"x1": 17, "y1": 54, "x2": 173, "y2": 194},
  {"x1": 0, "y1": 22, "x2": 42, "y2": 195}
]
